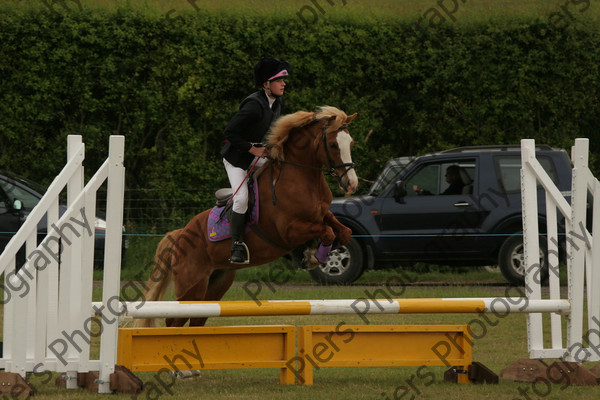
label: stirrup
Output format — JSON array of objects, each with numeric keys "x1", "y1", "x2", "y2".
[{"x1": 230, "y1": 241, "x2": 250, "y2": 264}]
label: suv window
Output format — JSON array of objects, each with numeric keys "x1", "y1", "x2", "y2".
[
  {"x1": 403, "y1": 159, "x2": 476, "y2": 197},
  {"x1": 0, "y1": 179, "x2": 41, "y2": 210},
  {"x1": 369, "y1": 157, "x2": 413, "y2": 196},
  {"x1": 494, "y1": 155, "x2": 558, "y2": 193}
]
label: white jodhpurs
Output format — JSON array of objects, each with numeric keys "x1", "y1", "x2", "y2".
[{"x1": 223, "y1": 157, "x2": 266, "y2": 214}]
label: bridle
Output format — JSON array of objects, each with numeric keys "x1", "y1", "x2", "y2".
[
  {"x1": 321, "y1": 122, "x2": 355, "y2": 181},
  {"x1": 266, "y1": 118, "x2": 356, "y2": 205},
  {"x1": 269, "y1": 119, "x2": 355, "y2": 183}
]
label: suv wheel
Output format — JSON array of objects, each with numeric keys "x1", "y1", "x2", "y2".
[
  {"x1": 498, "y1": 234, "x2": 548, "y2": 285},
  {"x1": 309, "y1": 237, "x2": 364, "y2": 284}
]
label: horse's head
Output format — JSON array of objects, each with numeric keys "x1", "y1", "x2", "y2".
[
  {"x1": 315, "y1": 107, "x2": 359, "y2": 194},
  {"x1": 266, "y1": 106, "x2": 359, "y2": 194}
]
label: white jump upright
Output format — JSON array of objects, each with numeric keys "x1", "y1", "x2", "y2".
[
  {"x1": 0, "y1": 135, "x2": 125, "y2": 394},
  {"x1": 521, "y1": 138, "x2": 600, "y2": 362}
]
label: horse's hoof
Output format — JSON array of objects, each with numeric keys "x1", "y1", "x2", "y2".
[
  {"x1": 170, "y1": 370, "x2": 201, "y2": 379},
  {"x1": 306, "y1": 255, "x2": 321, "y2": 270}
]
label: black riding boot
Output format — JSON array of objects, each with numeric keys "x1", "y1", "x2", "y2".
[{"x1": 230, "y1": 211, "x2": 248, "y2": 264}]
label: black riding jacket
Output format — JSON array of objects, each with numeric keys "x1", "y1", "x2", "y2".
[{"x1": 221, "y1": 90, "x2": 284, "y2": 169}]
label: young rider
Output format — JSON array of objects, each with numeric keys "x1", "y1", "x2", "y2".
[{"x1": 220, "y1": 58, "x2": 290, "y2": 263}]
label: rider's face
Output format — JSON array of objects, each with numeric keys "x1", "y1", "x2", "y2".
[{"x1": 265, "y1": 78, "x2": 286, "y2": 97}]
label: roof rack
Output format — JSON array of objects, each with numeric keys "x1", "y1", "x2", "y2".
[{"x1": 441, "y1": 144, "x2": 554, "y2": 153}]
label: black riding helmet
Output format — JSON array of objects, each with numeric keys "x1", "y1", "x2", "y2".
[{"x1": 253, "y1": 58, "x2": 290, "y2": 87}]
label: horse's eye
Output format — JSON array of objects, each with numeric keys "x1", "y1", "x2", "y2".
[{"x1": 329, "y1": 143, "x2": 338, "y2": 149}]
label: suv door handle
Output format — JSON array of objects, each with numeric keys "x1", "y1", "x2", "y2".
[{"x1": 453, "y1": 201, "x2": 472, "y2": 207}]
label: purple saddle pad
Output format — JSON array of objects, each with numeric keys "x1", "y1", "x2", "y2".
[{"x1": 207, "y1": 178, "x2": 259, "y2": 242}]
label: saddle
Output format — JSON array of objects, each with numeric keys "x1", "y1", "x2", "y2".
[
  {"x1": 207, "y1": 178, "x2": 331, "y2": 269},
  {"x1": 207, "y1": 179, "x2": 258, "y2": 242}
]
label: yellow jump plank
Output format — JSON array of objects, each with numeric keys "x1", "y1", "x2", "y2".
[
  {"x1": 297, "y1": 325, "x2": 472, "y2": 385},
  {"x1": 117, "y1": 325, "x2": 296, "y2": 384}
]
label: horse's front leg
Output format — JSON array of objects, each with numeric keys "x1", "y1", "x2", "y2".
[
  {"x1": 323, "y1": 210, "x2": 352, "y2": 245},
  {"x1": 283, "y1": 220, "x2": 336, "y2": 267},
  {"x1": 283, "y1": 220, "x2": 336, "y2": 246}
]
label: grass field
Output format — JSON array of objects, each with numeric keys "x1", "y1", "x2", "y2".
[{"x1": 0, "y1": 242, "x2": 590, "y2": 396}]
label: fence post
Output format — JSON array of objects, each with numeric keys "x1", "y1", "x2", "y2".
[
  {"x1": 98, "y1": 136, "x2": 126, "y2": 393},
  {"x1": 565, "y1": 138, "x2": 589, "y2": 361},
  {"x1": 521, "y1": 139, "x2": 543, "y2": 355}
]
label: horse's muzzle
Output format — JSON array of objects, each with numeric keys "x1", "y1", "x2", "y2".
[{"x1": 340, "y1": 169, "x2": 358, "y2": 194}]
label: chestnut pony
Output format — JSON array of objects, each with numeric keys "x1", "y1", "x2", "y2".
[{"x1": 136, "y1": 106, "x2": 358, "y2": 327}]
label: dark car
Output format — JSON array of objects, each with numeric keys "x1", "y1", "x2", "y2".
[
  {"x1": 309, "y1": 145, "x2": 573, "y2": 285},
  {"x1": 0, "y1": 170, "x2": 121, "y2": 266}
]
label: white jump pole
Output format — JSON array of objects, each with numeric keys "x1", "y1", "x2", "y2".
[{"x1": 104, "y1": 298, "x2": 571, "y2": 319}]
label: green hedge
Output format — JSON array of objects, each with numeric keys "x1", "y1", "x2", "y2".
[{"x1": 1, "y1": 8, "x2": 599, "y2": 231}]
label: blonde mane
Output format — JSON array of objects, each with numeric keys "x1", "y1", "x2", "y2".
[{"x1": 266, "y1": 106, "x2": 349, "y2": 160}]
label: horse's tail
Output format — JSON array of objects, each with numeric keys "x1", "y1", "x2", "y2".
[{"x1": 134, "y1": 229, "x2": 182, "y2": 328}]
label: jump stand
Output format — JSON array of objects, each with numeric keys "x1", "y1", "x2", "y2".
[{"x1": 499, "y1": 139, "x2": 600, "y2": 385}]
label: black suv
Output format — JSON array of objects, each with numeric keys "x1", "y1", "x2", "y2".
[{"x1": 310, "y1": 145, "x2": 573, "y2": 285}]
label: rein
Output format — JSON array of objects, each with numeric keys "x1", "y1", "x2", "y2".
[{"x1": 226, "y1": 156, "x2": 260, "y2": 207}]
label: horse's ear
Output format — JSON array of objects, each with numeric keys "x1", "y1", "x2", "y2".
[{"x1": 346, "y1": 113, "x2": 358, "y2": 124}]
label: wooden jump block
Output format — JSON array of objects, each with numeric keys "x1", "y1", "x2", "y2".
[
  {"x1": 117, "y1": 325, "x2": 296, "y2": 384},
  {"x1": 501, "y1": 359, "x2": 600, "y2": 386},
  {"x1": 0, "y1": 372, "x2": 34, "y2": 399},
  {"x1": 296, "y1": 324, "x2": 473, "y2": 385}
]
